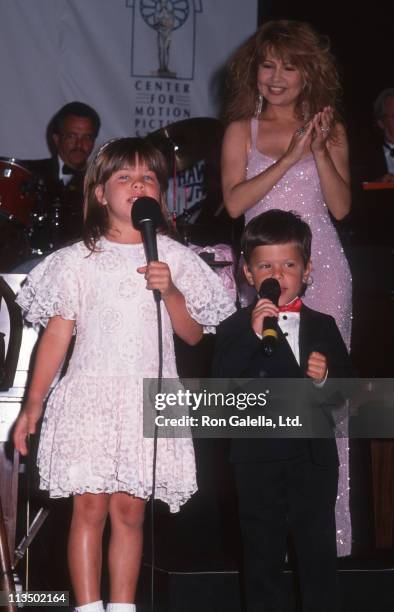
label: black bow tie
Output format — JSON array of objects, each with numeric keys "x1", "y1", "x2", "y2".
[
  {"x1": 62, "y1": 164, "x2": 84, "y2": 175},
  {"x1": 384, "y1": 143, "x2": 394, "y2": 158}
]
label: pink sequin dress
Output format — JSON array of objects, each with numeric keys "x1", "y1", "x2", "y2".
[{"x1": 244, "y1": 118, "x2": 353, "y2": 556}]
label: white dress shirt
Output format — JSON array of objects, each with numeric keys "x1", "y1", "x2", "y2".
[
  {"x1": 256, "y1": 309, "x2": 327, "y2": 385},
  {"x1": 278, "y1": 311, "x2": 300, "y2": 364},
  {"x1": 58, "y1": 156, "x2": 73, "y2": 185}
]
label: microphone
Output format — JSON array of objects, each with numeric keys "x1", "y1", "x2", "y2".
[
  {"x1": 258, "y1": 278, "x2": 281, "y2": 357},
  {"x1": 131, "y1": 196, "x2": 164, "y2": 303}
]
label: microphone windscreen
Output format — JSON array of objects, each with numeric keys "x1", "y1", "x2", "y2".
[
  {"x1": 131, "y1": 196, "x2": 164, "y2": 230},
  {"x1": 258, "y1": 278, "x2": 281, "y2": 305}
]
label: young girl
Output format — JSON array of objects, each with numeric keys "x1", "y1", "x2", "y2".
[{"x1": 13, "y1": 137, "x2": 235, "y2": 612}]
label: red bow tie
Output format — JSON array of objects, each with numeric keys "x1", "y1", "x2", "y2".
[{"x1": 279, "y1": 297, "x2": 302, "y2": 313}]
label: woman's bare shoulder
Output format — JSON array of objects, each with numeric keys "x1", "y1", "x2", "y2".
[
  {"x1": 223, "y1": 119, "x2": 251, "y2": 152},
  {"x1": 225, "y1": 118, "x2": 251, "y2": 136}
]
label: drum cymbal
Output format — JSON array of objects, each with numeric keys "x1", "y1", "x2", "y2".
[{"x1": 147, "y1": 118, "x2": 224, "y2": 173}]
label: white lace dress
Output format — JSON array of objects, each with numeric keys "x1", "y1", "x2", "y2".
[{"x1": 17, "y1": 235, "x2": 236, "y2": 512}]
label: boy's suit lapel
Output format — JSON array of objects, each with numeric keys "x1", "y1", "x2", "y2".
[
  {"x1": 299, "y1": 305, "x2": 321, "y2": 375},
  {"x1": 299, "y1": 306, "x2": 309, "y2": 375}
]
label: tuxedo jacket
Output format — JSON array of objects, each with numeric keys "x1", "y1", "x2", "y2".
[{"x1": 212, "y1": 303, "x2": 355, "y2": 465}]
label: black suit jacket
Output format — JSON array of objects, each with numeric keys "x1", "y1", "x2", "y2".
[{"x1": 212, "y1": 303, "x2": 355, "y2": 465}]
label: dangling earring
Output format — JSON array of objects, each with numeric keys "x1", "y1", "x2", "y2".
[{"x1": 255, "y1": 93, "x2": 263, "y2": 117}]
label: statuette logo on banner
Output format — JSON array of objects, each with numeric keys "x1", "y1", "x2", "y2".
[
  {"x1": 127, "y1": 0, "x2": 201, "y2": 80},
  {"x1": 126, "y1": 0, "x2": 202, "y2": 136}
]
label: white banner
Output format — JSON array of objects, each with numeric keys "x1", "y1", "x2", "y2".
[{"x1": 0, "y1": 0, "x2": 257, "y2": 159}]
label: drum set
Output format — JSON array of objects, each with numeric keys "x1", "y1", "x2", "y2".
[
  {"x1": 0, "y1": 157, "x2": 85, "y2": 273},
  {"x1": 0, "y1": 157, "x2": 38, "y2": 272},
  {"x1": 147, "y1": 117, "x2": 238, "y2": 246}
]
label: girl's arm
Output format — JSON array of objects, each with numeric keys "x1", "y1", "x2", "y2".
[
  {"x1": 13, "y1": 316, "x2": 75, "y2": 455},
  {"x1": 311, "y1": 111, "x2": 351, "y2": 220},
  {"x1": 163, "y1": 287, "x2": 203, "y2": 345},
  {"x1": 138, "y1": 261, "x2": 203, "y2": 345},
  {"x1": 221, "y1": 120, "x2": 313, "y2": 219}
]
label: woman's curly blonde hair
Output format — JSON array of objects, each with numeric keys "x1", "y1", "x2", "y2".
[{"x1": 224, "y1": 20, "x2": 342, "y2": 124}]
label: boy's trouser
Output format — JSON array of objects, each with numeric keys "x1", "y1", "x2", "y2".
[{"x1": 234, "y1": 453, "x2": 339, "y2": 612}]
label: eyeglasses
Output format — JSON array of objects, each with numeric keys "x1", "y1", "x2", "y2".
[{"x1": 61, "y1": 132, "x2": 95, "y2": 145}]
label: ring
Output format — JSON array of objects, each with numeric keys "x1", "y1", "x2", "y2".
[
  {"x1": 320, "y1": 125, "x2": 330, "y2": 135},
  {"x1": 296, "y1": 127, "x2": 306, "y2": 136}
]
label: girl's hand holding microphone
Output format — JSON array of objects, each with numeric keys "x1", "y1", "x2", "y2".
[
  {"x1": 137, "y1": 260, "x2": 203, "y2": 345},
  {"x1": 137, "y1": 261, "x2": 177, "y2": 299}
]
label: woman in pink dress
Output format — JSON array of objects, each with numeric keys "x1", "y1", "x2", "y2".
[{"x1": 221, "y1": 20, "x2": 352, "y2": 556}]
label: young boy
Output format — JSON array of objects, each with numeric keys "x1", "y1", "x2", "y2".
[{"x1": 212, "y1": 209, "x2": 354, "y2": 612}]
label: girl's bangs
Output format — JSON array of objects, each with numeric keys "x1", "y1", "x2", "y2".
[{"x1": 99, "y1": 143, "x2": 151, "y2": 183}]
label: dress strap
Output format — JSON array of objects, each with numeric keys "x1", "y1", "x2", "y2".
[{"x1": 250, "y1": 117, "x2": 259, "y2": 150}]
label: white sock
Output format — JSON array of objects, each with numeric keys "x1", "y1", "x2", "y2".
[
  {"x1": 75, "y1": 601, "x2": 105, "y2": 612},
  {"x1": 106, "y1": 605, "x2": 136, "y2": 612}
]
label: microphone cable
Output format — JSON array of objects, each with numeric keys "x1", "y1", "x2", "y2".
[
  {"x1": 130, "y1": 197, "x2": 165, "y2": 611},
  {"x1": 150, "y1": 292, "x2": 163, "y2": 612}
]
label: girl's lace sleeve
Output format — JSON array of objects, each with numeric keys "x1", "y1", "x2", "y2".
[
  {"x1": 16, "y1": 247, "x2": 80, "y2": 328},
  {"x1": 169, "y1": 244, "x2": 236, "y2": 333}
]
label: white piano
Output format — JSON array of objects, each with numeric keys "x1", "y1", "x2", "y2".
[{"x1": 0, "y1": 273, "x2": 39, "y2": 560}]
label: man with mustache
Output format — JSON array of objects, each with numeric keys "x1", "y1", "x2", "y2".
[{"x1": 24, "y1": 101, "x2": 101, "y2": 250}]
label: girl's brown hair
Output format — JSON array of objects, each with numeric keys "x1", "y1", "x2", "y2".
[
  {"x1": 83, "y1": 137, "x2": 174, "y2": 251},
  {"x1": 224, "y1": 20, "x2": 342, "y2": 124}
]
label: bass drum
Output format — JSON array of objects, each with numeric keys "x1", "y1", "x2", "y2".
[{"x1": 0, "y1": 157, "x2": 37, "y2": 226}]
